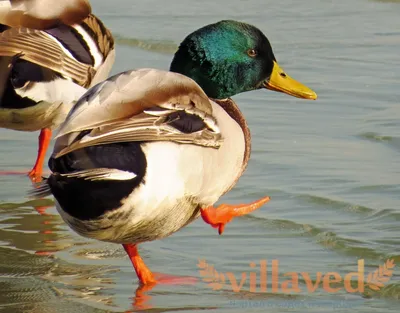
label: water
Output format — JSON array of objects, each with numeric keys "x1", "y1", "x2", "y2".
[{"x1": 0, "y1": 0, "x2": 399, "y2": 312}]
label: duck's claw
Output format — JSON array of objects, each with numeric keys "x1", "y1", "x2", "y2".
[{"x1": 200, "y1": 196, "x2": 270, "y2": 235}]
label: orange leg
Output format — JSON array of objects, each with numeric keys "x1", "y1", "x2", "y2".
[
  {"x1": 28, "y1": 128, "x2": 52, "y2": 182},
  {"x1": 201, "y1": 196, "x2": 271, "y2": 235},
  {"x1": 123, "y1": 244, "x2": 197, "y2": 286},
  {"x1": 123, "y1": 244, "x2": 157, "y2": 285}
]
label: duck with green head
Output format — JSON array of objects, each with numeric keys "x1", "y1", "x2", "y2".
[
  {"x1": 170, "y1": 20, "x2": 317, "y2": 100},
  {"x1": 33, "y1": 20, "x2": 317, "y2": 287}
]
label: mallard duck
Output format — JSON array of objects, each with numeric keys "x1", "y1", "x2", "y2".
[
  {"x1": 32, "y1": 20, "x2": 317, "y2": 286},
  {"x1": 0, "y1": 0, "x2": 115, "y2": 181}
]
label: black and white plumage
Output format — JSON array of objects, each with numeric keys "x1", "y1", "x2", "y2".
[
  {"x1": 33, "y1": 68, "x2": 248, "y2": 244},
  {"x1": 0, "y1": 0, "x2": 115, "y2": 180}
]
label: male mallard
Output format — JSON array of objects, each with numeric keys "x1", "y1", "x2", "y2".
[
  {"x1": 0, "y1": 0, "x2": 115, "y2": 181},
  {"x1": 32, "y1": 20, "x2": 316, "y2": 286}
]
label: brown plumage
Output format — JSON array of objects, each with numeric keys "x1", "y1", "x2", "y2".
[{"x1": 213, "y1": 98, "x2": 252, "y2": 195}]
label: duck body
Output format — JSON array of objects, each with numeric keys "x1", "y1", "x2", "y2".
[
  {"x1": 0, "y1": 0, "x2": 115, "y2": 180},
  {"x1": 38, "y1": 69, "x2": 247, "y2": 244},
  {"x1": 33, "y1": 20, "x2": 316, "y2": 285}
]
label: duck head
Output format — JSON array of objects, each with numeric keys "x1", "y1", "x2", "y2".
[{"x1": 170, "y1": 20, "x2": 317, "y2": 100}]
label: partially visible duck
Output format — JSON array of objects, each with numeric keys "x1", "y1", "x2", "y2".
[
  {"x1": 0, "y1": 0, "x2": 115, "y2": 181},
  {"x1": 32, "y1": 20, "x2": 316, "y2": 286}
]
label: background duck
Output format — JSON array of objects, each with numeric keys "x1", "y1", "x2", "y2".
[
  {"x1": 32, "y1": 20, "x2": 316, "y2": 287},
  {"x1": 0, "y1": 0, "x2": 115, "y2": 182}
]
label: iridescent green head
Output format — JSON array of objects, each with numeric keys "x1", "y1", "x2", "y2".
[{"x1": 170, "y1": 20, "x2": 316, "y2": 100}]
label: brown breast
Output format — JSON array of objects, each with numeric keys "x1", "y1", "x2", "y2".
[{"x1": 213, "y1": 98, "x2": 251, "y2": 195}]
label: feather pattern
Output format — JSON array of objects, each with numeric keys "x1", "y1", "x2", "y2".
[
  {"x1": 53, "y1": 69, "x2": 222, "y2": 157},
  {"x1": 57, "y1": 69, "x2": 214, "y2": 135},
  {"x1": 60, "y1": 168, "x2": 137, "y2": 181},
  {"x1": 0, "y1": 28, "x2": 93, "y2": 86},
  {"x1": 0, "y1": 13, "x2": 114, "y2": 88}
]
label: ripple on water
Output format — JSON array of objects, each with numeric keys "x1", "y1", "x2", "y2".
[
  {"x1": 358, "y1": 132, "x2": 400, "y2": 152},
  {"x1": 359, "y1": 132, "x2": 393, "y2": 142},
  {"x1": 115, "y1": 34, "x2": 178, "y2": 54},
  {"x1": 294, "y1": 193, "x2": 375, "y2": 215}
]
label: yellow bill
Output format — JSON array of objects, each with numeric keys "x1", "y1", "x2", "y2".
[{"x1": 263, "y1": 61, "x2": 317, "y2": 100}]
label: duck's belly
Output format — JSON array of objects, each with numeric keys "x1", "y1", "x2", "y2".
[
  {"x1": 55, "y1": 102, "x2": 245, "y2": 244},
  {"x1": 55, "y1": 196, "x2": 200, "y2": 244}
]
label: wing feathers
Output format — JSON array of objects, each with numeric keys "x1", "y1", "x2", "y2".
[
  {"x1": 0, "y1": 27, "x2": 94, "y2": 86},
  {"x1": 55, "y1": 111, "x2": 222, "y2": 157},
  {"x1": 53, "y1": 69, "x2": 223, "y2": 158},
  {"x1": 56, "y1": 69, "x2": 215, "y2": 137}
]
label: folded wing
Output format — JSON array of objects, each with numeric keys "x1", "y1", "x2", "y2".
[{"x1": 54, "y1": 69, "x2": 223, "y2": 157}]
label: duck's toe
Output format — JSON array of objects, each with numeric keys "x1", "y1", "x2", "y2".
[{"x1": 200, "y1": 196, "x2": 271, "y2": 235}]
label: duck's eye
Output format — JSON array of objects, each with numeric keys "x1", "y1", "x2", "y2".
[{"x1": 247, "y1": 49, "x2": 258, "y2": 57}]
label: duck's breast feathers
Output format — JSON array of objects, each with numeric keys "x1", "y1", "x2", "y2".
[
  {"x1": 0, "y1": 0, "x2": 91, "y2": 29},
  {"x1": 54, "y1": 69, "x2": 222, "y2": 157}
]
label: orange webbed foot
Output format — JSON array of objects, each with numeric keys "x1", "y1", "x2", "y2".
[{"x1": 201, "y1": 196, "x2": 270, "y2": 235}]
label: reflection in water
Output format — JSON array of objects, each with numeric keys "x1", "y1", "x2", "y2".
[
  {"x1": 130, "y1": 284, "x2": 154, "y2": 311},
  {"x1": 0, "y1": 199, "x2": 174, "y2": 311},
  {"x1": 0, "y1": 247, "x2": 119, "y2": 312},
  {"x1": 0, "y1": 199, "x2": 69, "y2": 256},
  {"x1": 0, "y1": 200, "x2": 118, "y2": 311}
]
